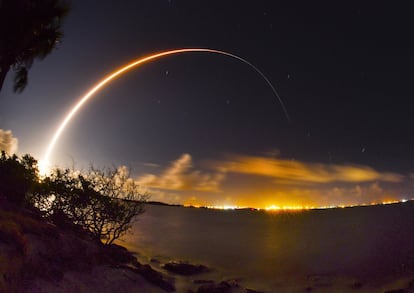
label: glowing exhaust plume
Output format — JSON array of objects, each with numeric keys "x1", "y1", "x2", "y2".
[{"x1": 41, "y1": 48, "x2": 290, "y2": 174}]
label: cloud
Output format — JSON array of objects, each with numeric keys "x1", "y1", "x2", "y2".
[
  {"x1": 138, "y1": 162, "x2": 161, "y2": 168},
  {"x1": 211, "y1": 154, "x2": 403, "y2": 184},
  {"x1": 132, "y1": 153, "x2": 406, "y2": 208},
  {"x1": 136, "y1": 153, "x2": 225, "y2": 192},
  {"x1": 325, "y1": 182, "x2": 390, "y2": 205},
  {"x1": 0, "y1": 129, "x2": 18, "y2": 154},
  {"x1": 369, "y1": 182, "x2": 383, "y2": 193},
  {"x1": 139, "y1": 162, "x2": 160, "y2": 168}
]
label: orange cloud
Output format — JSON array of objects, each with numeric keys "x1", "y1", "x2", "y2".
[
  {"x1": 222, "y1": 181, "x2": 399, "y2": 209},
  {"x1": 136, "y1": 153, "x2": 225, "y2": 192},
  {"x1": 211, "y1": 155, "x2": 403, "y2": 184},
  {"x1": 0, "y1": 129, "x2": 18, "y2": 154},
  {"x1": 133, "y1": 153, "x2": 406, "y2": 208}
]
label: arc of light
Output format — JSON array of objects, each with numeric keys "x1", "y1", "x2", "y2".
[{"x1": 41, "y1": 48, "x2": 290, "y2": 174}]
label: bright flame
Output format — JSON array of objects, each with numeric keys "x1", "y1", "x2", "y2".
[
  {"x1": 42, "y1": 48, "x2": 289, "y2": 168},
  {"x1": 38, "y1": 159, "x2": 51, "y2": 176}
]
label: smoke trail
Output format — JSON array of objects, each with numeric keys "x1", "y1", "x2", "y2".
[{"x1": 40, "y1": 48, "x2": 289, "y2": 174}]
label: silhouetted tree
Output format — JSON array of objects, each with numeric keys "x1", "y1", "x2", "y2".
[
  {"x1": 32, "y1": 166, "x2": 148, "y2": 244},
  {"x1": 84, "y1": 166, "x2": 148, "y2": 244},
  {"x1": 0, "y1": 151, "x2": 38, "y2": 204},
  {"x1": 0, "y1": 0, "x2": 69, "y2": 92}
]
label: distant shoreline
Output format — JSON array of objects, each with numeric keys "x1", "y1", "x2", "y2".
[{"x1": 146, "y1": 198, "x2": 414, "y2": 212}]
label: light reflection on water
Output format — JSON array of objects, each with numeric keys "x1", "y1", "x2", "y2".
[{"x1": 121, "y1": 203, "x2": 414, "y2": 291}]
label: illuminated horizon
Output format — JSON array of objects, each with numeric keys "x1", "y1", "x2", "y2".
[{"x1": 181, "y1": 198, "x2": 411, "y2": 211}]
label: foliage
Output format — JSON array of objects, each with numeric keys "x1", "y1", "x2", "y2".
[
  {"x1": 32, "y1": 166, "x2": 148, "y2": 244},
  {"x1": 0, "y1": 151, "x2": 38, "y2": 205},
  {"x1": 0, "y1": 0, "x2": 70, "y2": 92},
  {"x1": 82, "y1": 166, "x2": 148, "y2": 244},
  {"x1": 0, "y1": 151, "x2": 147, "y2": 245}
]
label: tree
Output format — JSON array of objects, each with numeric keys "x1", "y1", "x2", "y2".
[
  {"x1": 32, "y1": 166, "x2": 148, "y2": 245},
  {"x1": 81, "y1": 166, "x2": 149, "y2": 244},
  {"x1": 0, "y1": 0, "x2": 69, "y2": 92},
  {"x1": 0, "y1": 151, "x2": 38, "y2": 205}
]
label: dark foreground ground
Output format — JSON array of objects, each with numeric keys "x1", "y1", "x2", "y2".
[
  {"x1": 3, "y1": 199, "x2": 414, "y2": 292},
  {"x1": 0, "y1": 201, "x2": 265, "y2": 293}
]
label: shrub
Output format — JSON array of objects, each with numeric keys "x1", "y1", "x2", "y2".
[
  {"x1": 32, "y1": 166, "x2": 148, "y2": 244},
  {"x1": 0, "y1": 152, "x2": 147, "y2": 245},
  {"x1": 0, "y1": 151, "x2": 38, "y2": 205}
]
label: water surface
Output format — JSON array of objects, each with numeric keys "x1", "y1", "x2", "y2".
[{"x1": 121, "y1": 202, "x2": 414, "y2": 291}]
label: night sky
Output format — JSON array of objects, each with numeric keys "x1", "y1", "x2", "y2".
[{"x1": 1, "y1": 1, "x2": 414, "y2": 208}]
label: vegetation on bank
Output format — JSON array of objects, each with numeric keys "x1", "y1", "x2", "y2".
[{"x1": 0, "y1": 151, "x2": 148, "y2": 245}]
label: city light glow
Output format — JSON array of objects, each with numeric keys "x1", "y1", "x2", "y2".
[{"x1": 183, "y1": 198, "x2": 413, "y2": 212}]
